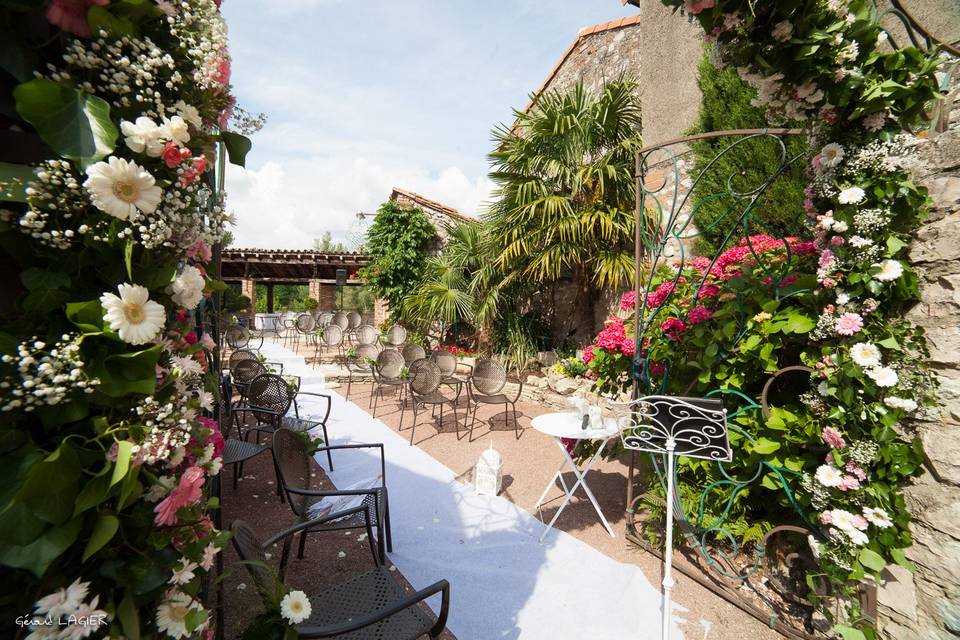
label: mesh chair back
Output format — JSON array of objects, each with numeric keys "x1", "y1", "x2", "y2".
[
  {"x1": 331, "y1": 311, "x2": 349, "y2": 330},
  {"x1": 472, "y1": 358, "x2": 507, "y2": 395},
  {"x1": 272, "y1": 428, "x2": 315, "y2": 515},
  {"x1": 431, "y1": 351, "x2": 457, "y2": 377},
  {"x1": 409, "y1": 358, "x2": 442, "y2": 396},
  {"x1": 229, "y1": 348, "x2": 259, "y2": 372},
  {"x1": 225, "y1": 325, "x2": 248, "y2": 349},
  {"x1": 230, "y1": 520, "x2": 280, "y2": 599},
  {"x1": 233, "y1": 359, "x2": 266, "y2": 385},
  {"x1": 347, "y1": 311, "x2": 362, "y2": 329},
  {"x1": 403, "y1": 343, "x2": 426, "y2": 365},
  {"x1": 385, "y1": 325, "x2": 407, "y2": 346},
  {"x1": 322, "y1": 324, "x2": 344, "y2": 347},
  {"x1": 317, "y1": 312, "x2": 333, "y2": 327},
  {"x1": 375, "y1": 349, "x2": 405, "y2": 379},
  {"x1": 355, "y1": 344, "x2": 380, "y2": 370},
  {"x1": 295, "y1": 313, "x2": 315, "y2": 333},
  {"x1": 356, "y1": 324, "x2": 378, "y2": 345},
  {"x1": 247, "y1": 373, "x2": 294, "y2": 417}
]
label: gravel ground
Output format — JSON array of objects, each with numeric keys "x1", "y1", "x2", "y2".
[{"x1": 218, "y1": 354, "x2": 789, "y2": 640}]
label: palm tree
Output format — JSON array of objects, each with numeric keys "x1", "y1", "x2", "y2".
[{"x1": 485, "y1": 79, "x2": 642, "y2": 339}]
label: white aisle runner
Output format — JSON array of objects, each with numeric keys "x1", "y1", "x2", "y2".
[{"x1": 260, "y1": 341, "x2": 678, "y2": 640}]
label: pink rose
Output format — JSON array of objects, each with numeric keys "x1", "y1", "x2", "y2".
[
  {"x1": 822, "y1": 427, "x2": 846, "y2": 449},
  {"x1": 162, "y1": 141, "x2": 191, "y2": 168}
]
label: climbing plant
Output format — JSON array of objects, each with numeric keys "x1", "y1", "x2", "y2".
[{"x1": 357, "y1": 200, "x2": 436, "y2": 321}]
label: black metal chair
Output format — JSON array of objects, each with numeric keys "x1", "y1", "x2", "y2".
[
  {"x1": 402, "y1": 343, "x2": 426, "y2": 366},
  {"x1": 230, "y1": 357, "x2": 267, "y2": 411},
  {"x1": 467, "y1": 358, "x2": 523, "y2": 441},
  {"x1": 272, "y1": 428, "x2": 392, "y2": 562},
  {"x1": 345, "y1": 343, "x2": 380, "y2": 400},
  {"x1": 402, "y1": 359, "x2": 462, "y2": 444},
  {"x1": 231, "y1": 518, "x2": 449, "y2": 639},
  {"x1": 370, "y1": 349, "x2": 406, "y2": 417}
]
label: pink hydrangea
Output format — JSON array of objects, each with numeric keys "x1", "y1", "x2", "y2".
[
  {"x1": 661, "y1": 317, "x2": 687, "y2": 341},
  {"x1": 154, "y1": 466, "x2": 205, "y2": 526},
  {"x1": 649, "y1": 361, "x2": 666, "y2": 376},
  {"x1": 582, "y1": 345, "x2": 595, "y2": 365},
  {"x1": 619, "y1": 291, "x2": 637, "y2": 311},
  {"x1": 687, "y1": 305, "x2": 713, "y2": 326},
  {"x1": 835, "y1": 312, "x2": 864, "y2": 336},
  {"x1": 821, "y1": 427, "x2": 846, "y2": 449},
  {"x1": 646, "y1": 278, "x2": 686, "y2": 308},
  {"x1": 696, "y1": 284, "x2": 720, "y2": 299},
  {"x1": 594, "y1": 318, "x2": 634, "y2": 356}
]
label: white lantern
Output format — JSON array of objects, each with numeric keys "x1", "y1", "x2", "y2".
[{"x1": 474, "y1": 442, "x2": 503, "y2": 496}]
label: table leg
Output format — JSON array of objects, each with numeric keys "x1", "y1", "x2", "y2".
[
  {"x1": 534, "y1": 453, "x2": 570, "y2": 511},
  {"x1": 539, "y1": 438, "x2": 614, "y2": 542}
]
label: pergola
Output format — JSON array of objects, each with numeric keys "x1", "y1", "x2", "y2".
[{"x1": 221, "y1": 248, "x2": 371, "y2": 313}]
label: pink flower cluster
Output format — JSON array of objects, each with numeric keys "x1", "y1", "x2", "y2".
[
  {"x1": 661, "y1": 317, "x2": 687, "y2": 341},
  {"x1": 687, "y1": 305, "x2": 713, "y2": 326},
  {"x1": 155, "y1": 466, "x2": 205, "y2": 526},
  {"x1": 595, "y1": 318, "x2": 635, "y2": 356},
  {"x1": 835, "y1": 312, "x2": 864, "y2": 336},
  {"x1": 822, "y1": 427, "x2": 845, "y2": 449},
  {"x1": 646, "y1": 278, "x2": 686, "y2": 308},
  {"x1": 700, "y1": 235, "x2": 816, "y2": 281}
]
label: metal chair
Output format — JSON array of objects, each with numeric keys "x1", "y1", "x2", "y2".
[
  {"x1": 331, "y1": 311, "x2": 349, "y2": 332},
  {"x1": 402, "y1": 343, "x2": 426, "y2": 366},
  {"x1": 272, "y1": 427, "x2": 392, "y2": 562},
  {"x1": 293, "y1": 313, "x2": 316, "y2": 350},
  {"x1": 370, "y1": 349, "x2": 405, "y2": 417},
  {"x1": 383, "y1": 325, "x2": 407, "y2": 349},
  {"x1": 403, "y1": 358, "x2": 462, "y2": 444},
  {"x1": 430, "y1": 351, "x2": 471, "y2": 394},
  {"x1": 231, "y1": 518, "x2": 449, "y2": 639},
  {"x1": 345, "y1": 343, "x2": 380, "y2": 400},
  {"x1": 230, "y1": 357, "x2": 267, "y2": 410},
  {"x1": 315, "y1": 323, "x2": 344, "y2": 365},
  {"x1": 225, "y1": 325, "x2": 248, "y2": 351},
  {"x1": 355, "y1": 324, "x2": 379, "y2": 346},
  {"x1": 467, "y1": 358, "x2": 523, "y2": 441},
  {"x1": 317, "y1": 311, "x2": 333, "y2": 328},
  {"x1": 346, "y1": 311, "x2": 362, "y2": 342}
]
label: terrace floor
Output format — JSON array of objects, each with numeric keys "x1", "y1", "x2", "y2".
[{"x1": 221, "y1": 340, "x2": 787, "y2": 640}]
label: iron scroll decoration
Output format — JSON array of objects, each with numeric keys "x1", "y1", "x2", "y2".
[{"x1": 621, "y1": 396, "x2": 731, "y2": 462}]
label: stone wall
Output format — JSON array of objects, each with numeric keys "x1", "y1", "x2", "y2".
[{"x1": 878, "y1": 126, "x2": 960, "y2": 640}]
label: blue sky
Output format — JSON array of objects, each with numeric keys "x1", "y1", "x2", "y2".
[{"x1": 222, "y1": 0, "x2": 636, "y2": 249}]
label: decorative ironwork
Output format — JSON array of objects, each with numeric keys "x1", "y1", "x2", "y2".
[{"x1": 622, "y1": 396, "x2": 730, "y2": 461}]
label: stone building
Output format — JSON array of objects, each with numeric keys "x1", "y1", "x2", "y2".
[{"x1": 388, "y1": 187, "x2": 477, "y2": 254}]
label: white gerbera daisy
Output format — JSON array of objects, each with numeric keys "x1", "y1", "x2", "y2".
[
  {"x1": 280, "y1": 590, "x2": 312, "y2": 625},
  {"x1": 846, "y1": 527, "x2": 869, "y2": 546},
  {"x1": 863, "y1": 507, "x2": 893, "y2": 528},
  {"x1": 837, "y1": 186, "x2": 866, "y2": 204},
  {"x1": 815, "y1": 464, "x2": 843, "y2": 488},
  {"x1": 100, "y1": 283, "x2": 166, "y2": 345},
  {"x1": 121, "y1": 116, "x2": 164, "y2": 156},
  {"x1": 168, "y1": 265, "x2": 206, "y2": 310},
  {"x1": 162, "y1": 115, "x2": 191, "y2": 146},
  {"x1": 169, "y1": 560, "x2": 198, "y2": 586},
  {"x1": 84, "y1": 157, "x2": 162, "y2": 220},
  {"x1": 866, "y1": 366, "x2": 899, "y2": 387},
  {"x1": 820, "y1": 143, "x2": 845, "y2": 167},
  {"x1": 873, "y1": 259, "x2": 903, "y2": 282},
  {"x1": 155, "y1": 591, "x2": 197, "y2": 639},
  {"x1": 883, "y1": 396, "x2": 918, "y2": 412},
  {"x1": 850, "y1": 342, "x2": 881, "y2": 368}
]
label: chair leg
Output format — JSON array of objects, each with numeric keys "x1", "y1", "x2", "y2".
[
  {"x1": 372, "y1": 385, "x2": 379, "y2": 417},
  {"x1": 297, "y1": 528, "x2": 308, "y2": 559},
  {"x1": 346, "y1": 376, "x2": 352, "y2": 399},
  {"x1": 323, "y1": 423, "x2": 333, "y2": 471},
  {"x1": 513, "y1": 402, "x2": 521, "y2": 439},
  {"x1": 409, "y1": 404, "x2": 418, "y2": 446},
  {"x1": 453, "y1": 402, "x2": 461, "y2": 440},
  {"x1": 383, "y1": 488, "x2": 393, "y2": 553},
  {"x1": 232, "y1": 463, "x2": 239, "y2": 490}
]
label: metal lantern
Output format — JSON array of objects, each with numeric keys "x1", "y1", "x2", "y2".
[{"x1": 474, "y1": 442, "x2": 503, "y2": 496}]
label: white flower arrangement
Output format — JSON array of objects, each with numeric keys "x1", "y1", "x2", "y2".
[
  {"x1": 84, "y1": 157, "x2": 163, "y2": 220},
  {"x1": 155, "y1": 590, "x2": 200, "y2": 639},
  {"x1": 865, "y1": 366, "x2": 899, "y2": 388},
  {"x1": 816, "y1": 464, "x2": 843, "y2": 488},
  {"x1": 837, "y1": 186, "x2": 866, "y2": 204},
  {"x1": 168, "y1": 265, "x2": 206, "y2": 310},
  {"x1": 850, "y1": 342, "x2": 881, "y2": 368},
  {"x1": 872, "y1": 259, "x2": 903, "y2": 282},
  {"x1": 0, "y1": 335, "x2": 99, "y2": 412},
  {"x1": 883, "y1": 396, "x2": 918, "y2": 413}
]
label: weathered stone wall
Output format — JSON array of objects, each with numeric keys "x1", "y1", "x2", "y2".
[{"x1": 877, "y1": 126, "x2": 960, "y2": 640}]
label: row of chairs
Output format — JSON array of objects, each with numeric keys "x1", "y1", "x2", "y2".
[
  {"x1": 222, "y1": 353, "x2": 451, "y2": 638},
  {"x1": 343, "y1": 345, "x2": 524, "y2": 444}
]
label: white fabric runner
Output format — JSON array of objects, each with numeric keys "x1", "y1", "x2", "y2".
[{"x1": 261, "y1": 341, "x2": 679, "y2": 640}]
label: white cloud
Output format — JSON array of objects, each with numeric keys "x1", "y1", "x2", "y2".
[{"x1": 225, "y1": 157, "x2": 492, "y2": 250}]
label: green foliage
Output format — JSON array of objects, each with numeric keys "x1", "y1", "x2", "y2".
[
  {"x1": 686, "y1": 52, "x2": 808, "y2": 255},
  {"x1": 486, "y1": 79, "x2": 641, "y2": 292},
  {"x1": 358, "y1": 201, "x2": 436, "y2": 321},
  {"x1": 492, "y1": 311, "x2": 550, "y2": 375}
]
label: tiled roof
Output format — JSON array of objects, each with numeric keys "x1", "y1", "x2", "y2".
[
  {"x1": 389, "y1": 187, "x2": 478, "y2": 224},
  {"x1": 522, "y1": 14, "x2": 642, "y2": 113}
]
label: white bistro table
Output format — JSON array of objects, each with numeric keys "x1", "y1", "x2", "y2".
[{"x1": 532, "y1": 411, "x2": 620, "y2": 542}]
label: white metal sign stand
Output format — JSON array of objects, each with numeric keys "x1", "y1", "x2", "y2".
[{"x1": 619, "y1": 396, "x2": 731, "y2": 640}]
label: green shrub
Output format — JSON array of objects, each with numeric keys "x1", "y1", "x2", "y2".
[{"x1": 686, "y1": 52, "x2": 808, "y2": 256}]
